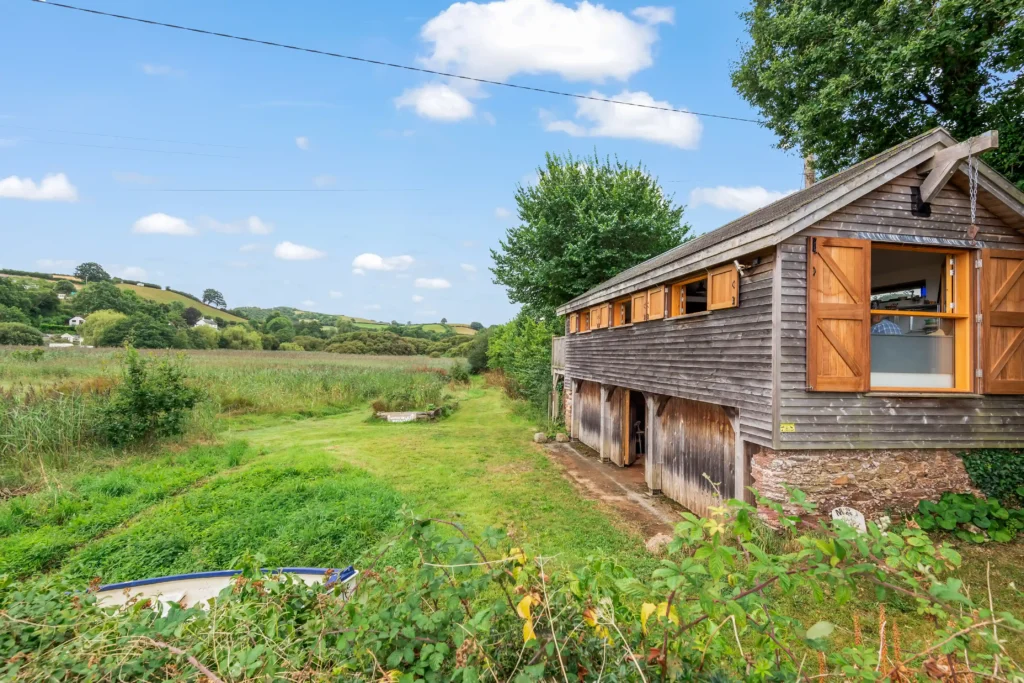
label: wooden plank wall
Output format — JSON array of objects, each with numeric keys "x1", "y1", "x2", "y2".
[
  {"x1": 564, "y1": 251, "x2": 775, "y2": 447},
  {"x1": 574, "y1": 381, "x2": 602, "y2": 452},
  {"x1": 659, "y1": 397, "x2": 736, "y2": 516},
  {"x1": 602, "y1": 387, "x2": 625, "y2": 465},
  {"x1": 778, "y1": 170, "x2": 1024, "y2": 449}
]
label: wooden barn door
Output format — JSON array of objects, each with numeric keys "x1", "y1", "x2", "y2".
[
  {"x1": 575, "y1": 381, "x2": 602, "y2": 452},
  {"x1": 982, "y1": 249, "x2": 1024, "y2": 394},
  {"x1": 659, "y1": 398, "x2": 736, "y2": 516},
  {"x1": 807, "y1": 237, "x2": 870, "y2": 392},
  {"x1": 602, "y1": 387, "x2": 626, "y2": 466}
]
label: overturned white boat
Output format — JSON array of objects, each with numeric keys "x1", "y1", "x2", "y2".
[{"x1": 96, "y1": 566, "x2": 357, "y2": 611}]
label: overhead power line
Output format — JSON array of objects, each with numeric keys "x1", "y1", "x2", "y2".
[{"x1": 32, "y1": 0, "x2": 765, "y2": 125}]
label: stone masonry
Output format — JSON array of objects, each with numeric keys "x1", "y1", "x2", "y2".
[
  {"x1": 751, "y1": 447, "x2": 976, "y2": 520},
  {"x1": 562, "y1": 376, "x2": 573, "y2": 437}
]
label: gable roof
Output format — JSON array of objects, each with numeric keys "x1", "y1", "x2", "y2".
[{"x1": 557, "y1": 128, "x2": 1024, "y2": 315}]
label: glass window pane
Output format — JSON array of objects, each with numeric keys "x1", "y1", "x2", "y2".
[
  {"x1": 870, "y1": 315, "x2": 955, "y2": 389},
  {"x1": 684, "y1": 279, "x2": 708, "y2": 314},
  {"x1": 870, "y1": 248, "x2": 948, "y2": 313}
]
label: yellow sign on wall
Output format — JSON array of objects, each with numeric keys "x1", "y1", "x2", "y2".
[{"x1": 779, "y1": 423, "x2": 796, "y2": 433}]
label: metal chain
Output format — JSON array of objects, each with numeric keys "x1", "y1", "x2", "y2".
[{"x1": 967, "y1": 139, "x2": 980, "y2": 226}]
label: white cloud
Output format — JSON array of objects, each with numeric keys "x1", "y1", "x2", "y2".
[
  {"x1": 460, "y1": 263, "x2": 477, "y2": 273},
  {"x1": 301, "y1": 299, "x2": 316, "y2": 308},
  {"x1": 415, "y1": 277, "x2": 452, "y2": 289},
  {"x1": 313, "y1": 174, "x2": 336, "y2": 188},
  {"x1": 132, "y1": 213, "x2": 196, "y2": 236},
  {"x1": 494, "y1": 207, "x2": 512, "y2": 219},
  {"x1": 295, "y1": 136, "x2": 310, "y2": 150},
  {"x1": 0, "y1": 173, "x2": 78, "y2": 202},
  {"x1": 542, "y1": 90, "x2": 702, "y2": 149},
  {"x1": 112, "y1": 171, "x2": 157, "y2": 185},
  {"x1": 412, "y1": 294, "x2": 425, "y2": 303},
  {"x1": 689, "y1": 186, "x2": 796, "y2": 213},
  {"x1": 395, "y1": 83, "x2": 475, "y2": 121},
  {"x1": 141, "y1": 63, "x2": 183, "y2": 77},
  {"x1": 36, "y1": 259, "x2": 76, "y2": 270},
  {"x1": 365, "y1": 304, "x2": 382, "y2": 311},
  {"x1": 419, "y1": 0, "x2": 663, "y2": 82},
  {"x1": 202, "y1": 215, "x2": 273, "y2": 235},
  {"x1": 116, "y1": 266, "x2": 147, "y2": 280},
  {"x1": 329, "y1": 290, "x2": 344, "y2": 299},
  {"x1": 352, "y1": 253, "x2": 415, "y2": 272},
  {"x1": 631, "y1": 6, "x2": 674, "y2": 25},
  {"x1": 239, "y1": 243, "x2": 264, "y2": 252},
  {"x1": 274, "y1": 241, "x2": 326, "y2": 260}
]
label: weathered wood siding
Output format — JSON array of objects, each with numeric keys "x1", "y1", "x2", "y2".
[
  {"x1": 564, "y1": 251, "x2": 775, "y2": 447},
  {"x1": 778, "y1": 171, "x2": 1024, "y2": 449},
  {"x1": 573, "y1": 381, "x2": 602, "y2": 452},
  {"x1": 659, "y1": 397, "x2": 736, "y2": 516}
]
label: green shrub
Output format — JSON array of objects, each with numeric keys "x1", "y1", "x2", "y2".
[
  {"x1": 2, "y1": 492, "x2": 1022, "y2": 681},
  {"x1": 915, "y1": 491, "x2": 1024, "y2": 543},
  {"x1": 0, "y1": 304, "x2": 30, "y2": 325},
  {"x1": 96, "y1": 348, "x2": 206, "y2": 447},
  {"x1": 959, "y1": 448, "x2": 1024, "y2": 507},
  {"x1": 0, "y1": 322, "x2": 44, "y2": 346},
  {"x1": 448, "y1": 361, "x2": 470, "y2": 384},
  {"x1": 278, "y1": 342, "x2": 303, "y2": 351},
  {"x1": 9, "y1": 348, "x2": 45, "y2": 362}
]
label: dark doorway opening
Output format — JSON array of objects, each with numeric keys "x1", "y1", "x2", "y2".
[{"x1": 627, "y1": 390, "x2": 646, "y2": 467}]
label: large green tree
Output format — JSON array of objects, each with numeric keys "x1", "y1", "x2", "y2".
[
  {"x1": 74, "y1": 262, "x2": 111, "y2": 283},
  {"x1": 732, "y1": 0, "x2": 1024, "y2": 189},
  {"x1": 202, "y1": 288, "x2": 226, "y2": 308},
  {"x1": 490, "y1": 152, "x2": 689, "y2": 317}
]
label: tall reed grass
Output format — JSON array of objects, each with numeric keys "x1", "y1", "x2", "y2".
[{"x1": 0, "y1": 348, "x2": 456, "y2": 482}]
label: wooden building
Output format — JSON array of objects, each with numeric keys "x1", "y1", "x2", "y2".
[{"x1": 555, "y1": 128, "x2": 1024, "y2": 518}]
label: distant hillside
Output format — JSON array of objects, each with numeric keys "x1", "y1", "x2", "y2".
[
  {"x1": 116, "y1": 285, "x2": 246, "y2": 323},
  {"x1": 232, "y1": 306, "x2": 477, "y2": 335}
]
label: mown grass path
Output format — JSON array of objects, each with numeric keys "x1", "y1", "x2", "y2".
[{"x1": 229, "y1": 385, "x2": 656, "y2": 572}]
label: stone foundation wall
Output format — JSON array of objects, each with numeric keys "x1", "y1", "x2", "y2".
[{"x1": 751, "y1": 447, "x2": 976, "y2": 520}]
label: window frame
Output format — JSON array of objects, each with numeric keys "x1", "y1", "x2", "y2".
[
  {"x1": 579, "y1": 309, "x2": 592, "y2": 333},
  {"x1": 867, "y1": 243, "x2": 973, "y2": 393},
  {"x1": 612, "y1": 296, "x2": 632, "y2": 327},
  {"x1": 668, "y1": 274, "x2": 709, "y2": 319}
]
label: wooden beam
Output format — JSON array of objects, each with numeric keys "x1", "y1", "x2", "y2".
[{"x1": 919, "y1": 131, "x2": 999, "y2": 204}]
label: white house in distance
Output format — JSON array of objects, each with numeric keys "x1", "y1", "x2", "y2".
[
  {"x1": 68, "y1": 316, "x2": 86, "y2": 327},
  {"x1": 193, "y1": 318, "x2": 218, "y2": 329}
]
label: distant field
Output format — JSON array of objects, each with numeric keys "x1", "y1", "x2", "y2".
[
  {"x1": 450, "y1": 324, "x2": 477, "y2": 336},
  {"x1": 116, "y1": 285, "x2": 246, "y2": 323}
]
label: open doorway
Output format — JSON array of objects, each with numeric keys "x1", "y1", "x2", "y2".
[{"x1": 627, "y1": 390, "x2": 646, "y2": 467}]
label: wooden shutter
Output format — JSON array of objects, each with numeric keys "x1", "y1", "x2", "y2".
[
  {"x1": 708, "y1": 265, "x2": 739, "y2": 310},
  {"x1": 982, "y1": 249, "x2": 1024, "y2": 394},
  {"x1": 569, "y1": 313, "x2": 578, "y2": 334},
  {"x1": 807, "y1": 237, "x2": 870, "y2": 392},
  {"x1": 632, "y1": 291, "x2": 648, "y2": 322},
  {"x1": 647, "y1": 286, "x2": 665, "y2": 319}
]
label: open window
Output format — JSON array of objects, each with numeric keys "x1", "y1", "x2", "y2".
[
  {"x1": 869, "y1": 245, "x2": 971, "y2": 391},
  {"x1": 807, "y1": 237, "x2": 973, "y2": 393},
  {"x1": 613, "y1": 297, "x2": 632, "y2": 326},
  {"x1": 580, "y1": 309, "x2": 591, "y2": 332},
  {"x1": 670, "y1": 276, "x2": 709, "y2": 317}
]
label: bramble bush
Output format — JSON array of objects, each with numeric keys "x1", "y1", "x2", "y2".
[
  {"x1": 2, "y1": 490, "x2": 1020, "y2": 681},
  {"x1": 96, "y1": 348, "x2": 206, "y2": 446},
  {"x1": 959, "y1": 449, "x2": 1024, "y2": 508}
]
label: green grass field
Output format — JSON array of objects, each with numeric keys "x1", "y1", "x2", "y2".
[
  {"x1": 115, "y1": 284, "x2": 247, "y2": 322},
  {"x1": 1, "y1": 349, "x2": 1020, "y2": 669}
]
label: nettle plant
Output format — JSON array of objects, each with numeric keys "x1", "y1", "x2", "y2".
[{"x1": 2, "y1": 493, "x2": 1022, "y2": 682}]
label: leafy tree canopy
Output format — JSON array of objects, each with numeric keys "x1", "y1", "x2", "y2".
[
  {"x1": 469, "y1": 322, "x2": 484, "y2": 331},
  {"x1": 0, "y1": 322, "x2": 44, "y2": 346},
  {"x1": 182, "y1": 307, "x2": 203, "y2": 327},
  {"x1": 265, "y1": 316, "x2": 296, "y2": 342},
  {"x1": 73, "y1": 282, "x2": 137, "y2": 316},
  {"x1": 80, "y1": 310, "x2": 127, "y2": 346},
  {"x1": 53, "y1": 280, "x2": 76, "y2": 295},
  {"x1": 74, "y1": 262, "x2": 111, "y2": 282},
  {"x1": 732, "y1": 0, "x2": 1024, "y2": 189},
  {"x1": 491, "y1": 152, "x2": 689, "y2": 317},
  {"x1": 0, "y1": 304, "x2": 30, "y2": 325},
  {"x1": 202, "y1": 288, "x2": 226, "y2": 308}
]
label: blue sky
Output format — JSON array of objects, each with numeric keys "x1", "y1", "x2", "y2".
[{"x1": 1, "y1": 0, "x2": 800, "y2": 325}]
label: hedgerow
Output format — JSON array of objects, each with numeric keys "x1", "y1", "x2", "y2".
[
  {"x1": 2, "y1": 491, "x2": 1020, "y2": 681},
  {"x1": 959, "y1": 448, "x2": 1024, "y2": 507}
]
